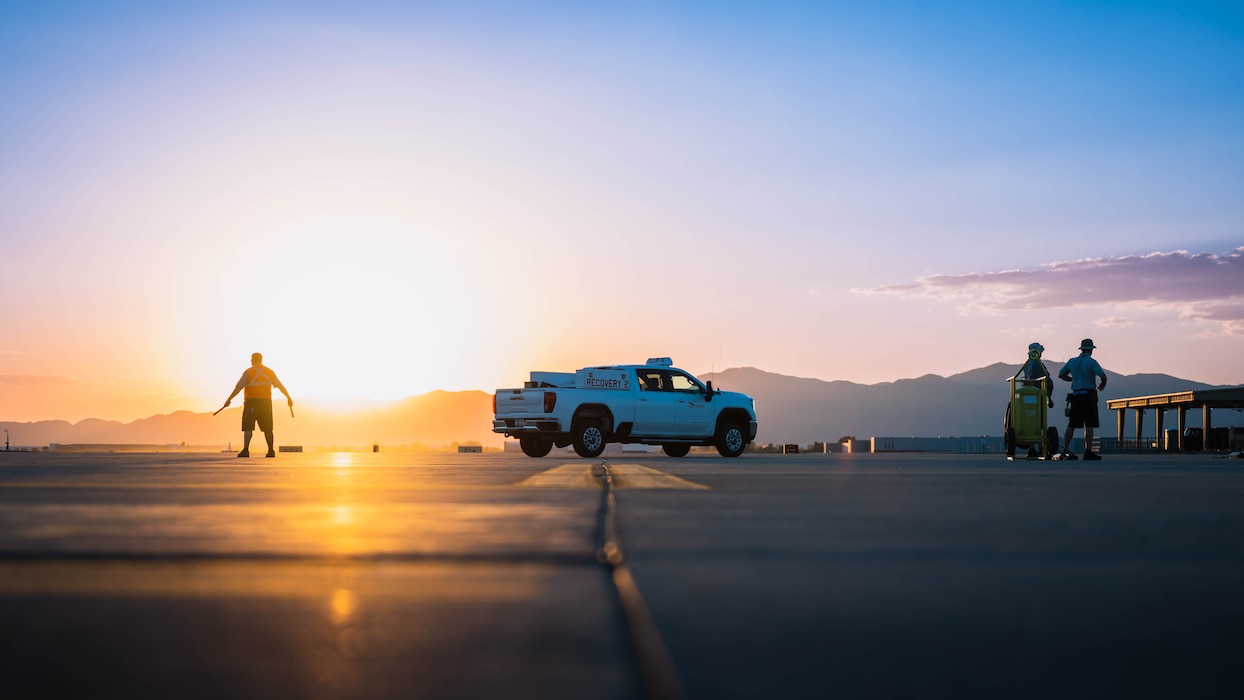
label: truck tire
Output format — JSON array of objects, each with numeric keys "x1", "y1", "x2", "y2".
[
  {"x1": 662, "y1": 444, "x2": 691, "y2": 458},
  {"x1": 519, "y1": 435, "x2": 553, "y2": 458},
  {"x1": 573, "y1": 420, "x2": 607, "y2": 458},
  {"x1": 716, "y1": 421, "x2": 746, "y2": 458}
]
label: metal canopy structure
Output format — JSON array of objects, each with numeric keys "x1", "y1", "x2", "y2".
[{"x1": 1107, "y1": 387, "x2": 1244, "y2": 451}]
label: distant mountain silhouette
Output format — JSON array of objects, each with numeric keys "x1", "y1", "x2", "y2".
[
  {"x1": 2, "y1": 367, "x2": 1237, "y2": 449},
  {"x1": 703, "y1": 364, "x2": 1233, "y2": 444},
  {"x1": 2, "y1": 391, "x2": 495, "y2": 450}
]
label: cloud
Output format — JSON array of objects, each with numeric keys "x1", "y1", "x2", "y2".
[
  {"x1": 0, "y1": 374, "x2": 80, "y2": 386},
  {"x1": 860, "y1": 248, "x2": 1244, "y2": 333},
  {"x1": 1181, "y1": 300, "x2": 1244, "y2": 335}
]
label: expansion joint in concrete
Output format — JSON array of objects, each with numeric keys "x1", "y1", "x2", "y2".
[{"x1": 594, "y1": 459, "x2": 684, "y2": 700}]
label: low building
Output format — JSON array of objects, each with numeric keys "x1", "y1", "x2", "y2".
[
  {"x1": 1107, "y1": 386, "x2": 1244, "y2": 451},
  {"x1": 869, "y1": 436, "x2": 1005, "y2": 453}
]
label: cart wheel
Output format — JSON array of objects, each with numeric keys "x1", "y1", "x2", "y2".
[{"x1": 1005, "y1": 428, "x2": 1016, "y2": 458}]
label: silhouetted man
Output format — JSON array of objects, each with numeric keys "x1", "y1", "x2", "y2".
[
  {"x1": 222, "y1": 352, "x2": 293, "y2": 458},
  {"x1": 1059, "y1": 338, "x2": 1107, "y2": 460}
]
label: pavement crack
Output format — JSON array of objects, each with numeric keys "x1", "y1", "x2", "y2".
[{"x1": 595, "y1": 459, "x2": 684, "y2": 700}]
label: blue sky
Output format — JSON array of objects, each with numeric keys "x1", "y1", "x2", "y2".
[{"x1": 1, "y1": 1, "x2": 1242, "y2": 420}]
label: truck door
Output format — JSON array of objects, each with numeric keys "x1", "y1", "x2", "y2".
[
  {"x1": 669, "y1": 370, "x2": 714, "y2": 437},
  {"x1": 634, "y1": 369, "x2": 677, "y2": 436}
]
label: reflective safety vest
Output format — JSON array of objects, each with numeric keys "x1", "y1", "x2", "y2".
[{"x1": 242, "y1": 365, "x2": 276, "y2": 399}]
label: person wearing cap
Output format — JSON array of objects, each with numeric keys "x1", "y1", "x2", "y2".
[
  {"x1": 1005, "y1": 342, "x2": 1054, "y2": 459},
  {"x1": 221, "y1": 352, "x2": 294, "y2": 458},
  {"x1": 1019, "y1": 342, "x2": 1054, "y2": 406},
  {"x1": 1058, "y1": 339, "x2": 1108, "y2": 460}
]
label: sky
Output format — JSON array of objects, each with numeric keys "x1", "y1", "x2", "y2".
[{"x1": 2, "y1": 0, "x2": 1242, "y2": 422}]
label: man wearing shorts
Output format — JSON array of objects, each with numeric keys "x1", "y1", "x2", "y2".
[
  {"x1": 222, "y1": 352, "x2": 293, "y2": 458},
  {"x1": 1058, "y1": 338, "x2": 1108, "y2": 461}
]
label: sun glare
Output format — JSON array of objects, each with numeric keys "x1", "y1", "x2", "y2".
[{"x1": 218, "y1": 212, "x2": 483, "y2": 402}]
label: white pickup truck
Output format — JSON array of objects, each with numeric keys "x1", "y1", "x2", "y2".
[{"x1": 493, "y1": 358, "x2": 759, "y2": 458}]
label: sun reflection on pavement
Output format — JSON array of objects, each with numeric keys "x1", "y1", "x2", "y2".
[
  {"x1": 332, "y1": 504, "x2": 355, "y2": 526},
  {"x1": 331, "y1": 588, "x2": 357, "y2": 625},
  {"x1": 0, "y1": 453, "x2": 599, "y2": 559}
]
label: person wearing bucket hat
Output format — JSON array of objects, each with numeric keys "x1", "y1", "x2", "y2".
[{"x1": 1058, "y1": 339, "x2": 1108, "y2": 460}]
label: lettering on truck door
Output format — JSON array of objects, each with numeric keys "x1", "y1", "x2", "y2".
[
  {"x1": 670, "y1": 370, "x2": 713, "y2": 437},
  {"x1": 633, "y1": 368, "x2": 677, "y2": 436}
]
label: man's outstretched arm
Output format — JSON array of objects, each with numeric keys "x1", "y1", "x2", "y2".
[
  {"x1": 223, "y1": 373, "x2": 247, "y2": 406},
  {"x1": 273, "y1": 374, "x2": 293, "y2": 406}
]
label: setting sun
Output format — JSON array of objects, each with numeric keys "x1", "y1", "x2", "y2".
[{"x1": 210, "y1": 211, "x2": 485, "y2": 403}]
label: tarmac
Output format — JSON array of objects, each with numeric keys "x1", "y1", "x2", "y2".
[{"x1": 2, "y1": 449, "x2": 1243, "y2": 699}]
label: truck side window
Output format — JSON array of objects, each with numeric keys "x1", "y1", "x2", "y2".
[
  {"x1": 670, "y1": 372, "x2": 701, "y2": 393},
  {"x1": 638, "y1": 371, "x2": 663, "y2": 391}
]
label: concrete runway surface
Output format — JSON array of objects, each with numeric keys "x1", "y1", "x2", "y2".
[{"x1": 2, "y1": 450, "x2": 1243, "y2": 699}]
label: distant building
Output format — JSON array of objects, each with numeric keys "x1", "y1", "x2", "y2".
[{"x1": 869, "y1": 437, "x2": 1005, "y2": 453}]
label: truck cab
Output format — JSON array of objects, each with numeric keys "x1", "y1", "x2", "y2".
[{"x1": 493, "y1": 358, "x2": 758, "y2": 458}]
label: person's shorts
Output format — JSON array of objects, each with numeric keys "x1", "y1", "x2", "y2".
[
  {"x1": 242, "y1": 398, "x2": 274, "y2": 433},
  {"x1": 1066, "y1": 390, "x2": 1099, "y2": 429}
]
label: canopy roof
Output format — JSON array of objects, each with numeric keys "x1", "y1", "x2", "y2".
[{"x1": 1107, "y1": 387, "x2": 1244, "y2": 411}]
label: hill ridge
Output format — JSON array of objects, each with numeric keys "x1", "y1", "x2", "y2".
[{"x1": 2, "y1": 369, "x2": 1238, "y2": 448}]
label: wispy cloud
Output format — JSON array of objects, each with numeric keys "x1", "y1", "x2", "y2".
[
  {"x1": 1095, "y1": 316, "x2": 1136, "y2": 329},
  {"x1": 1181, "y1": 300, "x2": 1244, "y2": 335},
  {"x1": 860, "y1": 248, "x2": 1244, "y2": 334},
  {"x1": 0, "y1": 374, "x2": 80, "y2": 386}
]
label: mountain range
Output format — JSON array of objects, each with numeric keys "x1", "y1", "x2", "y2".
[
  {"x1": 1, "y1": 391, "x2": 496, "y2": 451},
  {"x1": 2, "y1": 364, "x2": 1236, "y2": 449},
  {"x1": 708, "y1": 364, "x2": 1232, "y2": 445}
]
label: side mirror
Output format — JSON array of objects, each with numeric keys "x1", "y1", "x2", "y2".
[{"x1": 705, "y1": 381, "x2": 714, "y2": 402}]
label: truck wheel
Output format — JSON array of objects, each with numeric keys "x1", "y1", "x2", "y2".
[
  {"x1": 519, "y1": 435, "x2": 553, "y2": 458},
  {"x1": 573, "y1": 420, "x2": 607, "y2": 458},
  {"x1": 716, "y1": 422, "x2": 746, "y2": 458},
  {"x1": 662, "y1": 444, "x2": 691, "y2": 458}
]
